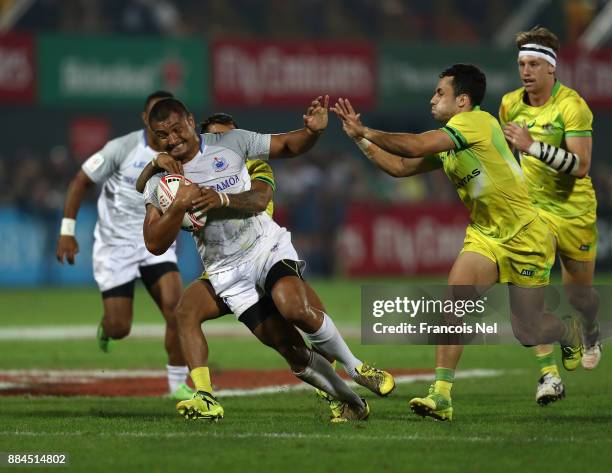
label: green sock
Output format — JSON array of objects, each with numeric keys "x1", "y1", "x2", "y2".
[
  {"x1": 434, "y1": 367, "x2": 455, "y2": 398},
  {"x1": 535, "y1": 350, "x2": 559, "y2": 377}
]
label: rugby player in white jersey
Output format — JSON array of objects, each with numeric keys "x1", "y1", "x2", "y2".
[
  {"x1": 141, "y1": 98, "x2": 394, "y2": 421},
  {"x1": 56, "y1": 91, "x2": 193, "y2": 400},
  {"x1": 137, "y1": 112, "x2": 393, "y2": 421}
]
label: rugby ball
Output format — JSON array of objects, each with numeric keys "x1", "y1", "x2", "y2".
[{"x1": 156, "y1": 174, "x2": 207, "y2": 232}]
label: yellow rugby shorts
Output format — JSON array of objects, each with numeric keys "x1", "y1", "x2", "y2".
[
  {"x1": 461, "y1": 217, "x2": 555, "y2": 287},
  {"x1": 537, "y1": 207, "x2": 597, "y2": 262}
]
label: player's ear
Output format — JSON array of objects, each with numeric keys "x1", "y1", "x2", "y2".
[
  {"x1": 187, "y1": 113, "x2": 196, "y2": 129},
  {"x1": 548, "y1": 64, "x2": 556, "y2": 76},
  {"x1": 456, "y1": 93, "x2": 468, "y2": 108},
  {"x1": 141, "y1": 111, "x2": 148, "y2": 127}
]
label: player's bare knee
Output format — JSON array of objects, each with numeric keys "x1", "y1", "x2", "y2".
[
  {"x1": 280, "y1": 300, "x2": 312, "y2": 324},
  {"x1": 175, "y1": 304, "x2": 201, "y2": 328},
  {"x1": 104, "y1": 320, "x2": 131, "y2": 339}
]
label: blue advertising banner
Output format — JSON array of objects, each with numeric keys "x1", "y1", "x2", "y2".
[{"x1": 0, "y1": 205, "x2": 202, "y2": 287}]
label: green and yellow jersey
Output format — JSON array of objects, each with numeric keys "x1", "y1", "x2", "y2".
[
  {"x1": 246, "y1": 159, "x2": 275, "y2": 218},
  {"x1": 436, "y1": 106, "x2": 538, "y2": 242},
  {"x1": 499, "y1": 81, "x2": 596, "y2": 218}
]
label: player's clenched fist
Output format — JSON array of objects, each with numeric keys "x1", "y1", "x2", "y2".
[
  {"x1": 171, "y1": 178, "x2": 201, "y2": 211},
  {"x1": 192, "y1": 187, "x2": 232, "y2": 213}
]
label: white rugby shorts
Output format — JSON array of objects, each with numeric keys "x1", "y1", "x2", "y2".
[
  {"x1": 208, "y1": 227, "x2": 304, "y2": 318},
  {"x1": 92, "y1": 239, "x2": 177, "y2": 292}
]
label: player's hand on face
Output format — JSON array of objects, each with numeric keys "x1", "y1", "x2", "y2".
[
  {"x1": 172, "y1": 178, "x2": 201, "y2": 210},
  {"x1": 303, "y1": 95, "x2": 329, "y2": 133},
  {"x1": 156, "y1": 153, "x2": 184, "y2": 175},
  {"x1": 503, "y1": 122, "x2": 533, "y2": 153},
  {"x1": 331, "y1": 98, "x2": 366, "y2": 139},
  {"x1": 191, "y1": 187, "x2": 224, "y2": 213},
  {"x1": 56, "y1": 235, "x2": 79, "y2": 265}
]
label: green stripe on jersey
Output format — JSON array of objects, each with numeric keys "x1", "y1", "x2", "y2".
[
  {"x1": 253, "y1": 175, "x2": 276, "y2": 191},
  {"x1": 442, "y1": 125, "x2": 468, "y2": 150},
  {"x1": 565, "y1": 130, "x2": 592, "y2": 137}
]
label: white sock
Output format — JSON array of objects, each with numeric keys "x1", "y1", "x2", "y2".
[
  {"x1": 294, "y1": 351, "x2": 364, "y2": 407},
  {"x1": 304, "y1": 313, "x2": 362, "y2": 378},
  {"x1": 166, "y1": 364, "x2": 189, "y2": 393}
]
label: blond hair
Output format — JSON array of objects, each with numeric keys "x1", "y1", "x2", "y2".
[{"x1": 516, "y1": 26, "x2": 560, "y2": 53}]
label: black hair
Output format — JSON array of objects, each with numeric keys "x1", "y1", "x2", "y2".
[
  {"x1": 148, "y1": 98, "x2": 189, "y2": 125},
  {"x1": 200, "y1": 113, "x2": 237, "y2": 133},
  {"x1": 144, "y1": 90, "x2": 174, "y2": 111},
  {"x1": 439, "y1": 64, "x2": 486, "y2": 106}
]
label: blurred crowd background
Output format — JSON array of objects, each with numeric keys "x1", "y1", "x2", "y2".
[
  {"x1": 1, "y1": 0, "x2": 612, "y2": 283},
  {"x1": 12, "y1": 0, "x2": 607, "y2": 44}
]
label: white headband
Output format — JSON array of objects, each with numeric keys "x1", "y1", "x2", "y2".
[{"x1": 518, "y1": 43, "x2": 557, "y2": 67}]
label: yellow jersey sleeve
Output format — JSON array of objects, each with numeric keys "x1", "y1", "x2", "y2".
[
  {"x1": 246, "y1": 159, "x2": 275, "y2": 218},
  {"x1": 440, "y1": 110, "x2": 487, "y2": 152},
  {"x1": 558, "y1": 96, "x2": 593, "y2": 137},
  {"x1": 246, "y1": 159, "x2": 276, "y2": 190},
  {"x1": 498, "y1": 94, "x2": 511, "y2": 127}
]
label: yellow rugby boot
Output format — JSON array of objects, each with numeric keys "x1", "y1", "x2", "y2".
[
  {"x1": 176, "y1": 391, "x2": 224, "y2": 421},
  {"x1": 354, "y1": 363, "x2": 396, "y2": 397}
]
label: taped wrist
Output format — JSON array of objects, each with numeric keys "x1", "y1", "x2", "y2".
[
  {"x1": 60, "y1": 218, "x2": 76, "y2": 236},
  {"x1": 527, "y1": 141, "x2": 581, "y2": 176},
  {"x1": 356, "y1": 138, "x2": 374, "y2": 160}
]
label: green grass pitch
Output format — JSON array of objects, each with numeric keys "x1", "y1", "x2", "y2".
[{"x1": 0, "y1": 280, "x2": 611, "y2": 473}]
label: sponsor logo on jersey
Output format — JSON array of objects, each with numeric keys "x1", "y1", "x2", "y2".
[
  {"x1": 213, "y1": 174, "x2": 240, "y2": 192},
  {"x1": 520, "y1": 269, "x2": 534, "y2": 276},
  {"x1": 455, "y1": 168, "x2": 481, "y2": 188},
  {"x1": 212, "y1": 156, "x2": 229, "y2": 172},
  {"x1": 579, "y1": 244, "x2": 591, "y2": 251},
  {"x1": 541, "y1": 123, "x2": 555, "y2": 134},
  {"x1": 132, "y1": 160, "x2": 149, "y2": 169}
]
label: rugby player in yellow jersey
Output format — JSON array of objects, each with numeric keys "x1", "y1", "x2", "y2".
[
  {"x1": 136, "y1": 113, "x2": 394, "y2": 422},
  {"x1": 333, "y1": 63, "x2": 583, "y2": 421},
  {"x1": 501, "y1": 27, "x2": 601, "y2": 406}
]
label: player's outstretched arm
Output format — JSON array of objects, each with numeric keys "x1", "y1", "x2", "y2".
[
  {"x1": 192, "y1": 180, "x2": 273, "y2": 214},
  {"x1": 56, "y1": 170, "x2": 95, "y2": 265},
  {"x1": 332, "y1": 98, "x2": 454, "y2": 157},
  {"x1": 269, "y1": 95, "x2": 329, "y2": 159},
  {"x1": 136, "y1": 153, "x2": 184, "y2": 193},
  {"x1": 143, "y1": 179, "x2": 199, "y2": 255},
  {"x1": 355, "y1": 139, "x2": 443, "y2": 177}
]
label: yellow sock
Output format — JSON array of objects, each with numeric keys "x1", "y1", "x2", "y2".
[
  {"x1": 434, "y1": 380, "x2": 453, "y2": 398},
  {"x1": 190, "y1": 367, "x2": 213, "y2": 393},
  {"x1": 535, "y1": 349, "x2": 560, "y2": 377}
]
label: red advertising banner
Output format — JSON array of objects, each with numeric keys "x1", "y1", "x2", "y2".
[
  {"x1": 558, "y1": 48, "x2": 612, "y2": 110},
  {"x1": 70, "y1": 117, "x2": 112, "y2": 161},
  {"x1": 212, "y1": 39, "x2": 376, "y2": 108},
  {"x1": 337, "y1": 203, "x2": 469, "y2": 276},
  {"x1": 0, "y1": 32, "x2": 35, "y2": 103}
]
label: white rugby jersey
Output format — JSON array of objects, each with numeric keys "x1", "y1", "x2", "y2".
[
  {"x1": 82, "y1": 130, "x2": 156, "y2": 245},
  {"x1": 144, "y1": 129, "x2": 279, "y2": 273}
]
